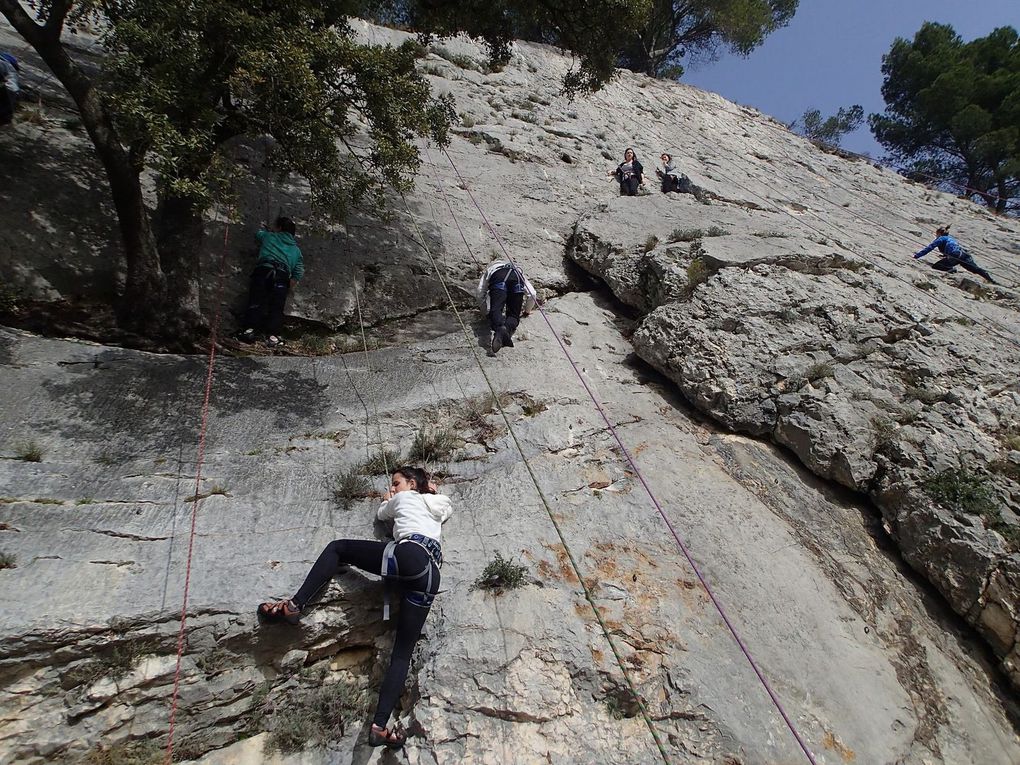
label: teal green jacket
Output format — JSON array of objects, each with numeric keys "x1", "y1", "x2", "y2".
[{"x1": 255, "y1": 230, "x2": 304, "y2": 281}]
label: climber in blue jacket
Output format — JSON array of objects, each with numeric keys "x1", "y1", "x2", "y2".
[{"x1": 913, "y1": 226, "x2": 997, "y2": 284}]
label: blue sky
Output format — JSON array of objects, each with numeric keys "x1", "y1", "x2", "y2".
[{"x1": 682, "y1": 0, "x2": 1020, "y2": 157}]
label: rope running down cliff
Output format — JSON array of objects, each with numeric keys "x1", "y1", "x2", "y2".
[
  {"x1": 435, "y1": 144, "x2": 821, "y2": 765},
  {"x1": 393, "y1": 179, "x2": 674, "y2": 765},
  {"x1": 163, "y1": 208, "x2": 233, "y2": 765}
]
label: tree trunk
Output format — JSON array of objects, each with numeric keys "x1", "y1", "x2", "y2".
[
  {"x1": 995, "y1": 178, "x2": 1008, "y2": 214},
  {"x1": 155, "y1": 194, "x2": 210, "y2": 341}
]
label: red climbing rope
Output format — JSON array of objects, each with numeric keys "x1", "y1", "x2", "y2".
[{"x1": 163, "y1": 212, "x2": 233, "y2": 765}]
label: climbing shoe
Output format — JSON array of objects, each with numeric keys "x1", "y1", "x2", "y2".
[
  {"x1": 237, "y1": 328, "x2": 256, "y2": 343},
  {"x1": 502, "y1": 327, "x2": 514, "y2": 348},
  {"x1": 490, "y1": 330, "x2": 503, "y2": 354},
  {"x1": 257, "y1": 599, "x2": 301, "y2": 624},
  {"x1": 369, "y1": 724, "x2": 406, "y2": 749}
]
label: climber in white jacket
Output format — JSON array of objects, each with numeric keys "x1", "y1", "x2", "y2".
[
  {"x1": 258, "y1": 466, "x2": 452, "y2": 749},
  {"x1": 476, "y1": 259, "x2": 538, "y2": 354}
]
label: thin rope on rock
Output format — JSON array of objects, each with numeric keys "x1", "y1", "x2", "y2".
[
  {"x1": 440, "y1": 145, "x2": 818, "y2": 765},
  {"x1": 394, "y1": 182, "x2": 673, "y2": 765},
  {"x1": 164, "y1": 208, "x2": 233, "y2": 765}
]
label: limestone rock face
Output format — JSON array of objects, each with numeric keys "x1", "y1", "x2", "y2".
[
  {"x1": 568, "y1": 184, "x2": 1020, "y2": 695},
  {"x1": 3, "y1": 16, "x2": 1020, "y2": 765}
]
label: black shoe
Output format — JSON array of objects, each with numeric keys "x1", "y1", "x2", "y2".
[
  {"x1": 237, "y1": 328, "x2": 256, "y2": 343},
  {"x1": 502, "y1": 327, "x2": 514, "y2": 348},
  {"x1": 490, "y1": 330, "x2": 503, "y2": 354}
]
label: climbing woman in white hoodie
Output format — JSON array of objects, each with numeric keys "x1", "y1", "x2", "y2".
[{"x1": 258, "y1": 466, "x2": 453, "y2": 749}]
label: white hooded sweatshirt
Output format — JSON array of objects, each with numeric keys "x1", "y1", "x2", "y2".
[
  {"x1": 376, "y1": 490, "x2": 453, "y2": 543},
  {"x1": 476, "y1": 261, "x2": 538, "y2": 314}
]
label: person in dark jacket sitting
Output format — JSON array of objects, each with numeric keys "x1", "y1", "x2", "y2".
[
  {"x1": 607, "y1": 148, "x2": 644, "y2": 196},
  {"x1": 913, "y1": 225, "x2": 997, "y2": 284},
  {"x1": 238, "y1": 216, "x2": 305, "y2": 346},
  {"x1": 655, "y1": 153, "x2": 707, "y2": 201}
]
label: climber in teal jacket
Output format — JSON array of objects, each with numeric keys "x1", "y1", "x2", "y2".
[
  {"x1": 913, "y1": 225, "x2": 997, "y2": 284},
  {"x1": 238, "y1": 217, "x2": 305, "y2": 346}
]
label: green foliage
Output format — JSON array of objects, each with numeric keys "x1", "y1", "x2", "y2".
[
  {"x1": 619, "y1": 0, "x2": 799, "y2": 78},
  {"x1": 643, "y1": 235, "x2": 659, "y2": 253},
  {"x1": 0, "y1": 285, "x2": 20, "y2": 315},
  {"x1": 669, "y1": 226, "x2": 728, "y2": 242},
  {"x1": 14, "y1": 441, "x2": 42, "y2": 462},
  {"x1": 266, "y1": 681, "x2": 368, "y2": 753},
  {"x1": 1000, "y1": 432, "x2": 1020, "y2": 452},
  {"x1": 904, "y1": 386, "x2": 945, "y2": 405},
  {"x1": 0, "y1": 552, "x2": 16, "y2": 570},
  {"x1": 82, "y1": 741, "x2": 163, "y2": 765},
  {"x1": 923, "y1": 469, "x2": 996, "y2": 516},
  {"x1": 298, "y1": 334, "x2": 336, "y2": 355},
  {"x1": 805, "y1": 361, "x2": 834, "y2": 382},
  {"x1": 328, "y1": 469, "x2": 372, "y2": 511},
  {"x1": 65, "y1": 639, "x2": 162, "y2": 689},
  {"x1": 106, "y1": 4, "x2": 456, "y2": 213},
  {"x1": 473, "y1": 552, "x2": 528, "y2": 593},
  {"x1": 990, "y1": 459, "x2": 1020, "y2": 483},
  {"x1": 794, "y1": 105, "x2": 863, "y2": 146},
  {"x1": 408, "y1": 426, "x2": 457, "y2": 464},
  {"x1": 433, "y1": 46, "x2": 480, "y2": 70},
  {"x1": 870, "y1": 416, "x2": 898, "y2": 453},
  {"x1": 869, "y1": 23, "x2": 1020, "y2": 213},
  {"x1": 360, "y1": 448, "x2": 403, "y2": 476},
  {"x1": 391, "y1": 0, "x2": 651, "y2": 92},
  {"x1": 683, "y1": 258, "x2": 710, "y2": 297}
]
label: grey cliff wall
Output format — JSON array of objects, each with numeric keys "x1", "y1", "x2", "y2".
[{"x1": 1, "y1": 19, "x2": 1019, "y2": 765}]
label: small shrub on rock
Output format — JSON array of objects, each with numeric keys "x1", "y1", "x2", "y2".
[
  {"x1": 904, "y1": 386, "x2": 944, "y2": 405},
  {"x1": 328, "y1": 469, "x2": 371, "y2": 511},
  {"x1": 473, "y1": 553, "x2": 528, "y2": 594},
  {"x1": 409, "y1": 426, "x2": 457, "y2": 464},
  {"x1": 871, "y1": 417, "x2": 897, "y2": 451},
  {"x1": 360, "y1": 448, "x2": 403, "y2": 476},
  {"x1": 999, "y1": 433, "x2": 1020, "y2": 452},
  {"x1": 682, "y1": 259, "x2": 710, "y2": 298},
  {"x1": 923, "y1": 469, "x2": 996, "y2": 517},
  {"x1": 434, "y1": 47, "x2": 478, "y2": 71},
  {"x1": 14, "y1": 441, "x2": 42, "y2": 462},
  {"x1": 805, "y1": 361, "x2": 835, "y2": 383},
  {"x1": 0, "y1": 285, "x2": 20, "y2": 315},
  {"x1": 0, "y1": 552, "x2": 16, "y2": 570},
  {"x1": 400, "y1": 38, "x2": 428, "y2": 59},
  {"x1": 267, "y1": 681, "x2": 368, "y2": 754},
  {"x1": 82, "y1": 740, "x2": 162, "y2": 765}
]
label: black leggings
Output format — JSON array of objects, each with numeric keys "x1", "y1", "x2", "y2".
[
  {"x1": 488, "y1": 266, "x2": 526, "y2": 336},
  {"x1": 292, "y1": 539, "x2": 441, "y2": 727},
  {"x1": 932, "y1": 253, "x2": 994, "y2": 282},
  {"x1": 242, "y1": 265, "x2": 290, "y2": 335}
]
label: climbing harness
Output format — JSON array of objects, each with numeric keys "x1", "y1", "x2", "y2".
[{"x1": 381, "y1": 533, "x2": 442, "y2": 618}]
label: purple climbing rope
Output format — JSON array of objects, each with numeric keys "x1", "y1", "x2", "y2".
[{"x1": 440, "y1": 147, "x2": 819, "y2": 765}]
